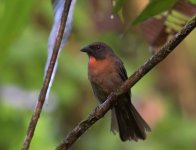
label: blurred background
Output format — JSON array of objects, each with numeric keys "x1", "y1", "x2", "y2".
[{"x1": 0, "y1": 0, "x2": 196, "y2": 150}]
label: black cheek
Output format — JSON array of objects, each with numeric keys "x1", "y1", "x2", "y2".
[{"x1": 95, "y1": 50, "x2": 105, "y2": 60}]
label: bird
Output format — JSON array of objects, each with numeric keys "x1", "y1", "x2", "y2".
[{"x1": 81, "y1": 42, "x2": 151, "y2": 141}]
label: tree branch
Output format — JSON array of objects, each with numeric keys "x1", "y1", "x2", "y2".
[
  {"x1": 55, "y1": 15, "x2": 196, "y2": 150},
  {"x1": 22, "y1": 0, "x2": 73, "y2": 150}
]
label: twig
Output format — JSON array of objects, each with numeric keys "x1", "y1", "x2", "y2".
[
  {"x1": 22, "y1": 0, "x2": 73, "y2": 150},
  {"x1": 55, "y1": 15, "x2": 196, "y2": 150}
]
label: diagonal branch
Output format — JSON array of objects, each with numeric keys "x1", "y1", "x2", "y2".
[
  {"x1": 56, "y1": 15, "x2": 196, "y2": 150},
  {"x1": 22, "y1": 0, "x2": 73, "y2": 150}
]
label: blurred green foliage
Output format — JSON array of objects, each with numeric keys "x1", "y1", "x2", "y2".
[
  {"x1": 132, "y1": 0, "x2": 178, "y2": 25},
  {"x1": 190, "y1": 0, "x2": 196, "y2": 4},
  {"x1": 0, "y1": 0, "x2": 196, "y2": 150}
]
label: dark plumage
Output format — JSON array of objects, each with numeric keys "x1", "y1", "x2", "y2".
[{"x1": 81, "y1": 42, "x2": 151, "y2": 141}]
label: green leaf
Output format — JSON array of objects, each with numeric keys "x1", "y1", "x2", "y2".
[
  {"x1": 189, "y1": 0, "x2": 196, "y2": 4},
  {"x1": 113, "y1": 0, "x2": 126, "y2": 13},
  {"x1": 132, "y1": 0, "x2": 179, "y2": 25}
]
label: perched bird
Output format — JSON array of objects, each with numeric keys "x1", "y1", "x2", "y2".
[{"x1": 81, "y1": 42, "x2": 151, "y2": 141}]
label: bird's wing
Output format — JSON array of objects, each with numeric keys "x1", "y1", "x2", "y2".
[
  {"x1": 115, "y1": 58, "x2": 131, "y2": 99},
  {"x1": 116, "y1": 59, "x2": 128, "y2": 81}
]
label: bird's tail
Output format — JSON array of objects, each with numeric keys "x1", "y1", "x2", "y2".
[{"x1": 111, "y1": 100, "x2": 151, "y2": 141}]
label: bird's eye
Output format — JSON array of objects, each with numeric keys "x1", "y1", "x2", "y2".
[{"x1": 96, "y1": 45, "x2": 100, "y2": 49}]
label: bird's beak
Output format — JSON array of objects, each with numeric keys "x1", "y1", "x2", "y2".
[{"x1": 80, "y1": 46, "x2": 92, "y2": 54}]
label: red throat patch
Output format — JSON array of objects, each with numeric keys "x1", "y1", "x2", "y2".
[
  {"x1": 88, "y1": 56, "x2": 111, "y2": 75},
  {"x1": 89, "y1": 56, "x2": 96, "y2": 64}
]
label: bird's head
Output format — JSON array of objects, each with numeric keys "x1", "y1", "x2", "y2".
[{"x1": 80, "y1": 42, "x2": 114, "y2": 60}]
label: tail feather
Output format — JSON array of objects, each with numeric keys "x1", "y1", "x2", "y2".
[{"x1": 111, "y1": 99, "x2": 150, "y2": 141}]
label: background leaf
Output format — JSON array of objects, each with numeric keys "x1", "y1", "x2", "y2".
[
  {"x1": 190, "y1": 0, "x2": 196, "y2": 4},
  {"x1": 140, "y1": 0, "x2": 196, "y2": 48},
  {"x1": 132, "y1": 0, "x2": 179, "y2": 25},
  {"x1": 113, "y1": 0, "x2": 126, "y2": 13}
]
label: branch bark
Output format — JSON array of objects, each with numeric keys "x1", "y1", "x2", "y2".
[
  {"x1": 56, "y1": 15, "x2": 196, "y2": 150},
  {"x1": 22, "y1": 0, "x2": 73, "y2": 150}
]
